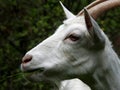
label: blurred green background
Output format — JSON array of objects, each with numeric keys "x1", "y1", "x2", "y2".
[{"x1": 0, "y1": 0, "x2": 120, "y2": 90}]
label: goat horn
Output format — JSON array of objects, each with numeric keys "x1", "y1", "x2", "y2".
[
  {"x1": 77, "y1": 0, "x2": 106, "y2": 16},
  {"x1": 78, "y1": 0, "x2": 120, "y2": 20}
]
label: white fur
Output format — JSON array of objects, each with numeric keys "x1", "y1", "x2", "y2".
[
  {"x1": 60, "y1": 1, "x2": 75, "y2": 19},
  {"x1": 60, "y1": 79, "x2": 91, "y2": 90},
  {"x1": 21, "y1": 2, "x2": 120, "y2": 90}
]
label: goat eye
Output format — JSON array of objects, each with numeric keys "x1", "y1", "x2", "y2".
[{"x1": 68, "y1": 34, "x2": 80, "y2": 41}]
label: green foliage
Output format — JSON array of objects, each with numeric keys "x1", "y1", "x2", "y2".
[{"x1": 0, "y1": 0, "x2": 120, "y2": 90}]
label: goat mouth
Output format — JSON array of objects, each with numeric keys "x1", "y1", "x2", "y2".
[
  {"x1": 22, "y1": 68, "x2": 45, "y2": 81},
  {"x1": 24, "y1": 68, "x2": 44, "y2": 73},
  {"x1": 23, "y1": 69, "x2": 55, "y2": 84},
  {"x1": 23, "y1": 68, "x2": 45, "y2": 76}
]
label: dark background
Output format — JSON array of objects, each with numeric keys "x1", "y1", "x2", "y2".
[{"x1": 0, "y1": 0, "x2": 120, "y2": 90}]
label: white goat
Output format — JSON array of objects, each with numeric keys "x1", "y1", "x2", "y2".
[{"x1": 21, "y1": 0, "x2": 120, "y2": 90}]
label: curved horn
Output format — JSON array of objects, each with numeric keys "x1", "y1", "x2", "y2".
[
  {"x1": 77, "y1": 0, "x2": 106, "y2": 16},
  {"x1": 78, "y1": 0, "x2": 120, "y2": 20}
]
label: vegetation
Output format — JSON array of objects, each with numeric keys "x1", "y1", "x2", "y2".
[{"x1": 0, "y1": 0, "x2": 120, "y2": 90}]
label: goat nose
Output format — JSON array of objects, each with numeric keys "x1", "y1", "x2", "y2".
[{"x1": 22, "y1": 55, "x2": 32, "y2": 64}]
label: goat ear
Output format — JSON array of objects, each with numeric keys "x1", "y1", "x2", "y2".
[
  {"x1": 60, "y1": 1, "x2": 75, "y2": 19},
  {"x1": 84, "y1": 8, "x2": 105, "y2": 50}
]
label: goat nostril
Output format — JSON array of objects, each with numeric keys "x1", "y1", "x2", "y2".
[{"x1": 22, "y1": 55, "x2": 32, "y2": 64}]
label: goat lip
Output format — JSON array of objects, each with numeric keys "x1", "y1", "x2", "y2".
[{"x1": 23, "y1": 68, "x2": 45, "y2": 73}]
